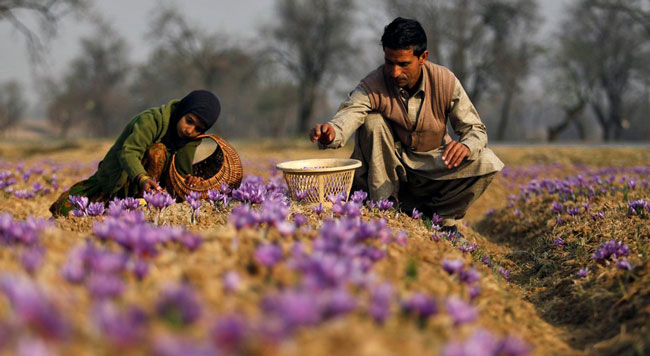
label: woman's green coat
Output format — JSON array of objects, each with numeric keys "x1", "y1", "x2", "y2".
[{"x1": 92, "y1": 99, "x2": 200, "y2": 195}]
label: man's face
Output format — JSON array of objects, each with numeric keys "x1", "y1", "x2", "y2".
[
  {"x1": 176, "y1": 112, "x2": 206, "y2": 139},
  {"x1": 383, "y1": 47, "x2": 428, "y2": 89}
]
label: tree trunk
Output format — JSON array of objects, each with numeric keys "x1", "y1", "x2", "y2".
[
  {"x1": 547, "y1": 98, "x2": 586, "y2": 141},
  {"x1": 496, "y1": 88, "x2": 515, "y2": 141},
  {"x1": 297, "y1": 80, "x2": 317, "y2": 134}
]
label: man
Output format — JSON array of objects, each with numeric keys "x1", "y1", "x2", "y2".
[{"x1": 309, "y1": 17, "x2": 503, "y2": 234}]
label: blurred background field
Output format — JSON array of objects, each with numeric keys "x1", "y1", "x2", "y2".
[{"x1": 1, "y1": 0, "x2": 649, "y2": 143}]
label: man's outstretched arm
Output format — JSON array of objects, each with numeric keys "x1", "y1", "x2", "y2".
[{"x1": 309, "y1": 85, "x2": 372, "y2": 149}]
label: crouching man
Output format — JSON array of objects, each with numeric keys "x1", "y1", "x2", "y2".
[{"x1": 310, "y1": 17, "x2": 504, "y2": 235}]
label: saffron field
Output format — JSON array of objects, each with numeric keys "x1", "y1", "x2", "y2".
[{"x1": 0, "y1": 139, "x2": 649, "y2": 356}]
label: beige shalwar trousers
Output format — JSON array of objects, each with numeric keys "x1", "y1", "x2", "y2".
[{"x1": 350, "y1": 113, "x2": 496, "y2": 225}]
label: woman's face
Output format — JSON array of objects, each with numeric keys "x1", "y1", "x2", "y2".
[{"x1": 176, "y1": 113, "x2": 206, "y2": 139}]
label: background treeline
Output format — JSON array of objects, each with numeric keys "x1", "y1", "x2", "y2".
[{"x1": 1, "y1": 0, "x2": 649, "y2": 141}]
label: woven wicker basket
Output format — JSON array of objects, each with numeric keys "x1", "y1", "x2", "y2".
[
  {"x1": 168, "y1": 134, "x2": 243, "y2": 200},
  {"x1": 276, "y1": 158, "x2": 361, "y2": 203}
]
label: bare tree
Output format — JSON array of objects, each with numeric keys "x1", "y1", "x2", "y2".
[
  {"x1": 593, "y1": 0, "x2": 650, "y2": 38},
  {"x1": 0, "y1": 80, "x2": 27, "y2": 136},
  {"x1": 267, "y1": 0, "x2": 357, "y2": 134},
  {"x1": 0, "y1": 0, "x2": 86, "y2": 61},
  {"x1": 45, "y1": 20, "x2": 131, "y2": 137},
  {"x1": 132, "y1": 5, "x2": 264, "y2": 137},
  {"x1": 552, "y1": 0, "x2": 650, "y2": 141},
  {"x1": 484, "y1": 0, "x2": 541, "y2": 140}
]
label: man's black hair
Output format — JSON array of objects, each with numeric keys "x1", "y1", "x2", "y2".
[{"x1": 381, "y1": 17, "x2": 427, "y2": 57}]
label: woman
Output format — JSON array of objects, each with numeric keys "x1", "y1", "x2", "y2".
[{"x1": 50, "y1": 90, "x2": 221, "y2": 217}]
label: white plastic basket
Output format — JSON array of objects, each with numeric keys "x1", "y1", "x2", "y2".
[{"x1": 275, "y1": 158, "x2": 362, "y2": 203}]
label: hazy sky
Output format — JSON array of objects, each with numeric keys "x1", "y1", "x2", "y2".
[{"x1": 1, "y1": 0, "x2": 566, "y2": 112}]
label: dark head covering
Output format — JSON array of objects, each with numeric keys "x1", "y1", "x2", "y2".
[{"x1": 162, "y1": 90, "x2": 221, "y2": 150}]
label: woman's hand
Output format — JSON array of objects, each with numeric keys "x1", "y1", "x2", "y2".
[
  {"x1": 137, "y1": 174, "x2": 163, "y2": 193},
  {"x1": 185, "y1": 174, "x2": 203, "y2": 188}
]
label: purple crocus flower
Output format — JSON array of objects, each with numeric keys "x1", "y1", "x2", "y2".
[
  {"x1": 402, "y1": 293, "x2": 437, "y2": 320},
  {"x1": 469, "y1": 285, "x2": 481, "y2": 300},
  {"x1": 442, "y1": 259, "x2": 464, "y2": 275},
  {"x1": 144, "y1": 191, "x2": 175, "y2": 210},
  {"x1": 0, "y1": 274, "x2": 68, "y2": 339},
  {"x1": 262, "y1": 290, "x2": 322, "y2": 330},
  {"x1": 590, "y1": 212, "x2": 605, "y2": 221},
  {"x1": 411, "y1": 208, "x2": 422, "y2": 219},
  {"x1": 275, "y1": 220, "x2": 296, "y2": 236},
  {"x1": 254, "y1": 243, "x2": 283, "y2": 267},
  {"x1": 350, "y1": 190, "x2": 367, "y2": 204},
  {"x1": 232, "y1": 179, "x2": 266, "y2": 204},
  {"x1": 219, "y1": 181, "x2": 232, "y2": 195},
  {"x1": 446, "y1": 297, "x2": 478, "y2": 326},
  {"x1": 457, "y1": 243, "x2": 478, "y2": 253},
  {"x1": 616, "y1": 258, "x2": 632, "y2": 271},
  {"x1": 230, "y1": 205, "x2": 259, "y2": 230},
  {"x1": 106, "y1": 199, "x2": 125, "y2": 217},
  {"x1": 441, "y1": 329, "x2": 500, "y2": 356},
  {"x1": 130, "y1": 260, "x2": 149, "y2": 280},
  {"x1": 313, "y1": 203, "x2": 324, "y2": 216},
  {"x1": 295, "y1": 190, "x2": 309, "y2": 201},
  {"x1": 206, "y1": 189, "x2": 221, "y2": 205},
  {"x1": 69, "y1": 195, "x2": 89, "y2": 212},
  {"x1": 122, "y1": 197, "x2": 141, "y2": 211},
  {"x1": 86, "y1": 202, "x2": 105, "y2": 217},
  {"x1": 321, "y1": 288, "x2": 357, "y2": 318},
  {"x1": 627, "y1": 199, "x2": 649, "y2": 216},
  {"x1": 431, "y1": 213, "x2": 444, "y2": 225},
  {"x1": 481, "y1": 255, "x2": 493, "y2": 267},
  {"x1": 459, "y1": 268, "x2": 481, "y2": 285},
  {"x1": 222, "y1": 271, "x2": 242, "y2": 293},
  {"x1": 395, "y1": 230, "x2": 408, "y2": 246},
  {"x1": 551, "y1": 202, "x2": 563, "y2": 214},
  {"x1": 567, "y1": 207, "x2": 580, "y2": 217},
  {"x1": 155, "y1": 283, "x2": 202, "y2": 326},
  {"x1": 293, "y1": 213, "x2": 307, "y2": 227},
  {"x1": 211, "y1": 315, "x2": 248, "y2": 353},
  {"x1": 20, "y1": 246, "x2": 45, "y2": 275},
  {"x1": 186, "y1": 195, "x2": 203, "y2": 222},
  {"x1": 71, "y1": 208, "x2": 86, "y2": 217},
  {"x1": 375, "y1": 199, "x2": 394, "y2": 211},
  {"x1": 553, "y1": 238, "x2": 564, "y2": 247},
  {"x1": 498, "y1": 334, "x2": 532, "y2": 356},
  {"x1": 592, "y1": 239, "x2": 629, "y2": 261},
  {"x1": 88, "y1": 273, "x2": 125, "y2": 300},
  {"x1": 93, "y1": 301, "x2": 149, "y2": 347},
  {"x1": 576, "y1": 267, "x2": 589, "y2": 278},
  {"x1": 368, "y1": 283, "x2": 393, "y2": 324},
  {"x1": 328, "y1": 192, "x2": 347, "y2": 204},
  {"x1": 498, "y1": 267, "x2": 511, "y2": 281}
]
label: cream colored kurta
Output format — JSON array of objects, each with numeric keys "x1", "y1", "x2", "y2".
[{"x1": 322, "y1": 76, "x2": 504, "y2": 181}]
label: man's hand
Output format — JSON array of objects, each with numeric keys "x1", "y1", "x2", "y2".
[
  {"x1": 309, "y1": 123, "x2": 336, "y2": 145},
  {"x1": 442, "y1": 141, "x2": 470, "y2": 169},
  {"x1": 185, "y1": 174, "x2": 203, "y2": 188}
]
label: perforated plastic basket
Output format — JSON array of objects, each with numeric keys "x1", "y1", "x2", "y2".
[{"x1": 275, "y1": 158, "x2": 362, "y2": 203}]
